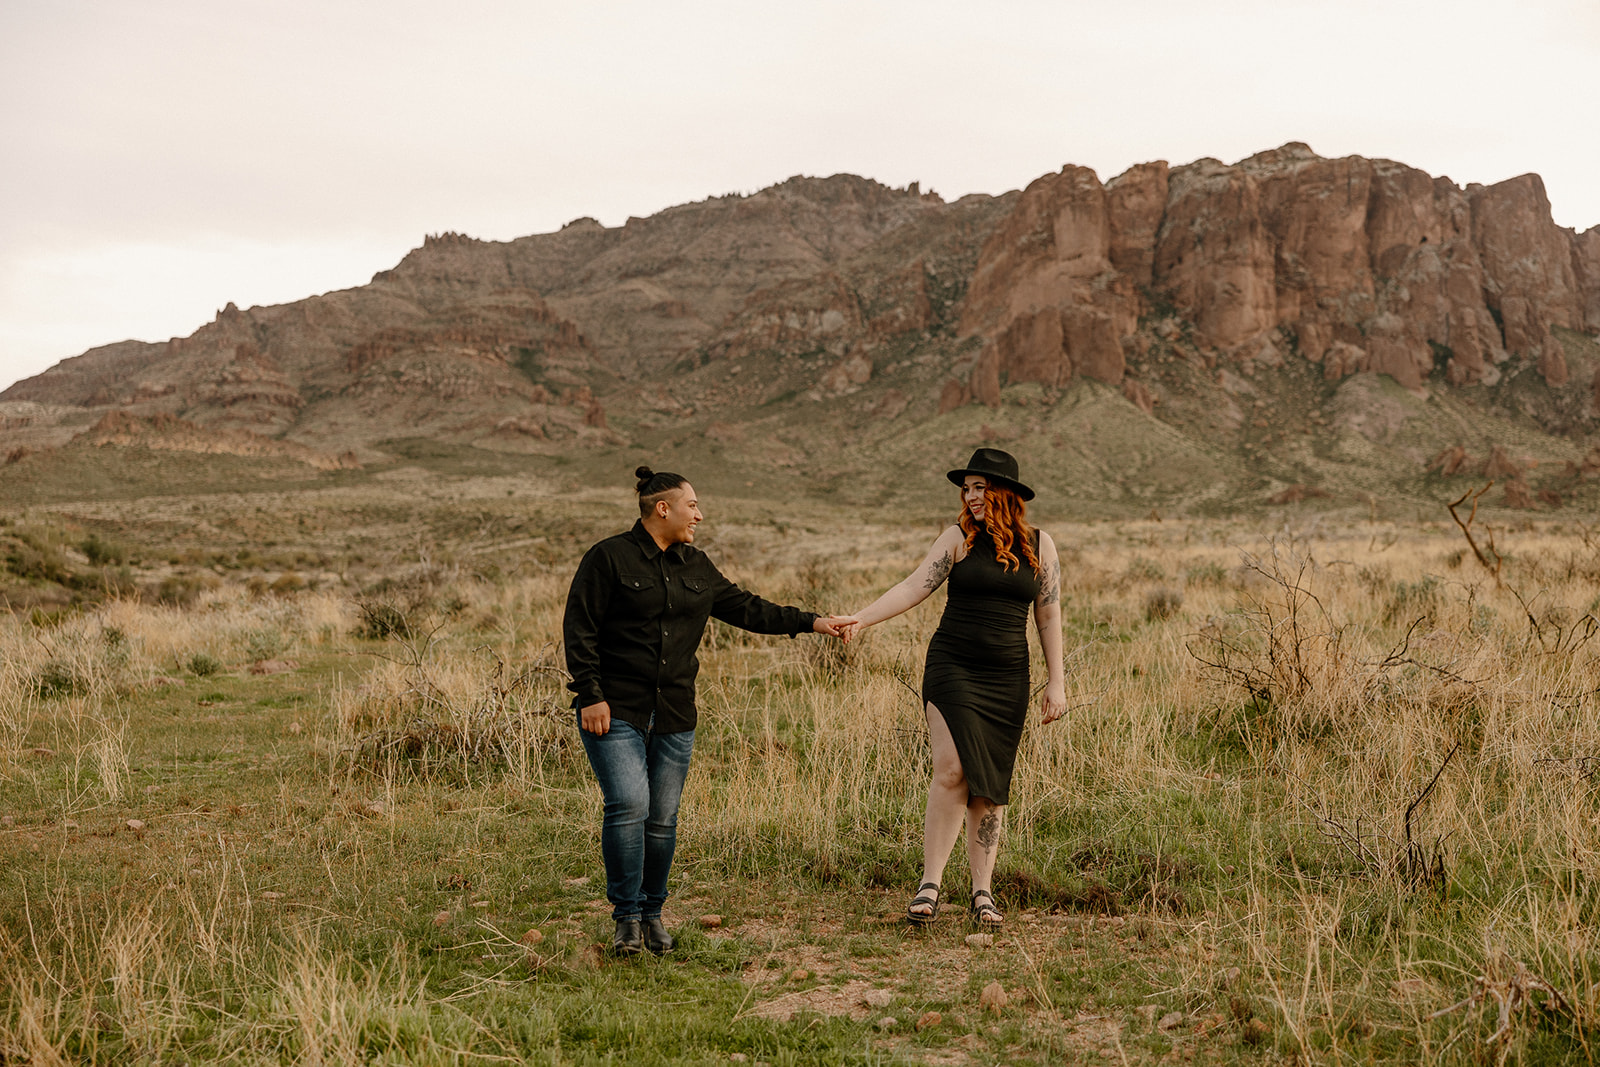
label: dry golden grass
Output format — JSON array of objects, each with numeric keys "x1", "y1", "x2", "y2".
[{"x1": 5, "y1": 504, "x2": 1600, "y2": 1063}]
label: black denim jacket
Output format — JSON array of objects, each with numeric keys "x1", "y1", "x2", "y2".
[{"x1": 563, "y1": 521, "x2": 818, "y2": 732}]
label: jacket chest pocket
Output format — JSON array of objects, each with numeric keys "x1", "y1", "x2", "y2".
[
  {"x1": 667, "y1": 574, "x2": 711, "y2": 616},
  {"x1": 617, "y1": 572, "x2": 663, "y2": 612}
]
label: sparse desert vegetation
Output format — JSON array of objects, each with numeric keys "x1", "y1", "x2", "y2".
[{"x1": 5, "y1": 474, "x2": 1600, "y2": 1064}]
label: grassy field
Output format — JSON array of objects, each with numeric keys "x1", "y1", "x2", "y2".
[{"x1": 5, "y1": 474, "x2": 1600, "y2": 1064}]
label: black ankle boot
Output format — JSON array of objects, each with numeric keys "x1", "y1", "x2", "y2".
[
  {"x1": 612, "y1": 918, "x2": 643, "y2": 955},
  {"x1": 643, "y1": 916, "x2": 675, "y2": 955}
]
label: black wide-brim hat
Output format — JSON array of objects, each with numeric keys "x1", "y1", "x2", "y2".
[{"x1": 946, "y1": 447, "x2": 1034, "y2": 501}]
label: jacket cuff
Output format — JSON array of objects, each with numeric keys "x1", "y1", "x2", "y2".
[
  {"x1": 795, "y1": 611, "x2": 819, "y2": 636},
  {"x1": 571, "y1": 681, "x2": 606, "y2": 707}
]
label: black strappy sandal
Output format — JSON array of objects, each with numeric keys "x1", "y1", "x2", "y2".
[
  {"x1": 906, "y1": 882, "x2": 941, "y2": 925},
  {"x1": 970, "y1": 889, "x2": 1004, "y2": 928}
]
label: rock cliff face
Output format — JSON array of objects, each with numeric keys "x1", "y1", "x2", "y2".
[
  {"x1": 958, "y1": 143, "x2": 1599, "y2": 400},
  {"x1": 4, "y1": 147, "x2": 1598, "y2": 506}
]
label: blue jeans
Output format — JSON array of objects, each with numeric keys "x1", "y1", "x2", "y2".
[{"x1": 577, "y1": 712, "x2": 696, "y2": 921}]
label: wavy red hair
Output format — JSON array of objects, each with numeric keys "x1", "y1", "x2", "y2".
[{"x1": 958, "y1": 485, "x2": 1040, "y2": 575}]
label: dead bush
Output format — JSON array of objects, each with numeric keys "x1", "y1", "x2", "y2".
[{"x1": 1143, "y1": 587, "x2": 1184, "y2": 622}]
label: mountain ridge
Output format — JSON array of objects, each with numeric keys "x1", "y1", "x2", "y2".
[{"x1": 5, "y1": 146, "x2": 1599, "y2": 515}]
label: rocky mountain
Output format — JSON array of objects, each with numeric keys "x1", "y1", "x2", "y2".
[{"x1": 5, "y1": 145, "x2": 1599, "y2": 515}]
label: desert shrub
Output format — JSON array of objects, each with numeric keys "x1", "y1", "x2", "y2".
[
  {"x1": 5, "y1": 535, "x2": 78, "y2": 586},
  {"x1": 29, "y1": 606, "x2": 78, "y2": 629},
  {"x1": 80, "y1": 534, "x2": 126, "y2": 566},
  {"x1": 100, "y1": 625, "x2": 130, "y2": 670},
  {"x1": 1125, "y1": 556, "x2": 1165, "y2": 583},
  {"x1": 1356, "y1": 564, "x2": 1392, "y2": 595},
  {"x1": 355, "y1": 601, "x2": 413, "y2": 641},
  {"x1": 1183, "y1": 561, "x2": 1228, "y2": 587},
  {"x1": 155, "y1": 574, "x2": 211, "y2": 607},
  {"x1": 270, "y1": 572, "x2": 307, "y2": 596},
  {"x1": 1143, "y1": 586, "x2": 1184, "y2": 622},
  {"x1": 1382, "y1": 576, "x2": 1440, "y2": 626},
  {"x1": 334, "y1": 647, "x2": 574, "y2": 781},
  {"x1": 33, "y1": 660, "x2": 86, "y2": 699},
  {"x1": 187, "y1": 652, "x2": 223, "y2": 677},
  {"x1": 242, "y1": 627, "x2": 288, "y2": 661}
]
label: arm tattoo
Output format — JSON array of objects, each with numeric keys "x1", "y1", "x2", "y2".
[
  {"x1": 1040, "y1": 559, "x2": 1061, "y2": 606},
  {"x1": 976, "y1": 810, "x2": 1002, "y2": 851},
  {"x1": 923, "y1": 551, "x2": 953, "y2": 591}
]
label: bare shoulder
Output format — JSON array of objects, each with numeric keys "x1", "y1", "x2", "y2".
[
  {"x1": 1037, "y1": 529, "x2": 1059, "y2": 559},
  {"x1": 935, "y1": 523, "x2": 967, "y2": 560}
]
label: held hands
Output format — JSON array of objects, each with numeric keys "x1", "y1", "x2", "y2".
[
  {"x1": 580, "y1": 700, "x2": 611, "y2": 735},
  {"x1": 1039, "y1": 682, "x2": 1066, "y2": 725},
  {"x1": 812, "y1": 615, "x2": 860, "y2": 640},
  {"x1": 813, "y1": 615, "x2": 863, "y2": 642}
]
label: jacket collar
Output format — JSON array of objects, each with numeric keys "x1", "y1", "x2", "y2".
[{"x1": 629, "y1": 520, "x2": 686, "y2": 561}]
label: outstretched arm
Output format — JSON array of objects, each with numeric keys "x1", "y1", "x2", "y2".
[
  {"x1": 1034, "y1": 531, "x2": 1065, "y2": 724},
  {"x1": 840, "y1": 526, "x2": 965, "y2": 639}
]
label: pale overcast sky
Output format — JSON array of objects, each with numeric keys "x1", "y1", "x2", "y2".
[{"x1": 3, "y1": 0, "x2": 1597, "y2": 392}]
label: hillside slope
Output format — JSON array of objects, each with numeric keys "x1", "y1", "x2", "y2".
[{"x1": 5, "y1": 146, "x2": 1599, "y2": 515}]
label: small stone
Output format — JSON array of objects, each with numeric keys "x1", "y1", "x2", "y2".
[
  {"x1": 862, "y1": 988, "x2": 893, "y2": 1008},
  {"x1": 162, "y1": 882, "x2": 177, "y2": 891},
  {"x1": 125, "y1": 819, "x2": 145, "y2": 832},
  {"x1": 965, "y1": 933, "x2": 994, "y2": 948},
  {"x1": 1158, "y1": 1011, "x2": 1185, "y2": 1031},
  {"x1": 875, "y1": 1016, "x2": 897, "y2": 1031},
  {"x1": 287, "y1": 721, "x2": 302, "y2": 734},
  {"x1": 979, "y1": 980, "x2": 1008, "y2": 1015},
  {"x1": 364, "y1": 801, "x2": 385, "y2": 816},
  {"x1": 564, "y1": 875, "x2": 590, "y2": 886},
  {"x1": 916, "y1": 1011, "x2": 942, "y2": 1031},
  {"x1": 789, "y1": 968, "x2": 809, "y2": 981},
  {"x1": 1220, "y1": 966, "x2": 1242, "y2": 989},
  {"x1": 520, "y1": 929, "x2": 545, "y2": 946},
  {"x1": 1224, "y1": 864, "x2": 1237, "y2": 874},
  {"x1": 729, "y1": 1055, "x2": 748, "y2": 1064},
  {"x1": 699, "y1": 914, "x2": 723, "y2": 929},
  {"x1": 433, "y1": 911, "x2": 451, "y2": 927},
  {"x1": 470, "y1": 899, "x2": 490, "y2": 909}
]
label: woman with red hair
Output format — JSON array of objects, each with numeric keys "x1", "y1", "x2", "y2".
[{"x1": 840, "y1": 448, "x2": 1064, "y2": 928}]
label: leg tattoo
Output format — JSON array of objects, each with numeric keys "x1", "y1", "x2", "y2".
[{"x1": 976, "y1": 809, "x2": 1001, "y2": 852}]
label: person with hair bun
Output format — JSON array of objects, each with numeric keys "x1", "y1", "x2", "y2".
[
  {"x1": 836, "y1": 448, "x2": 1064, "y2": 929},
  {"x1": 564, "y1": 465, "x2": 851, "y2": 955}
]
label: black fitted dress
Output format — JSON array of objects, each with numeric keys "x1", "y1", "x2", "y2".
[{"x1": 922, "y1": 527, "x2": 1041, "y2": 806}]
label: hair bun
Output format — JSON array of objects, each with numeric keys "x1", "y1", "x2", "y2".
[{"x1": 634, "y1": 465, "x2": 654, "y2": 480}]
